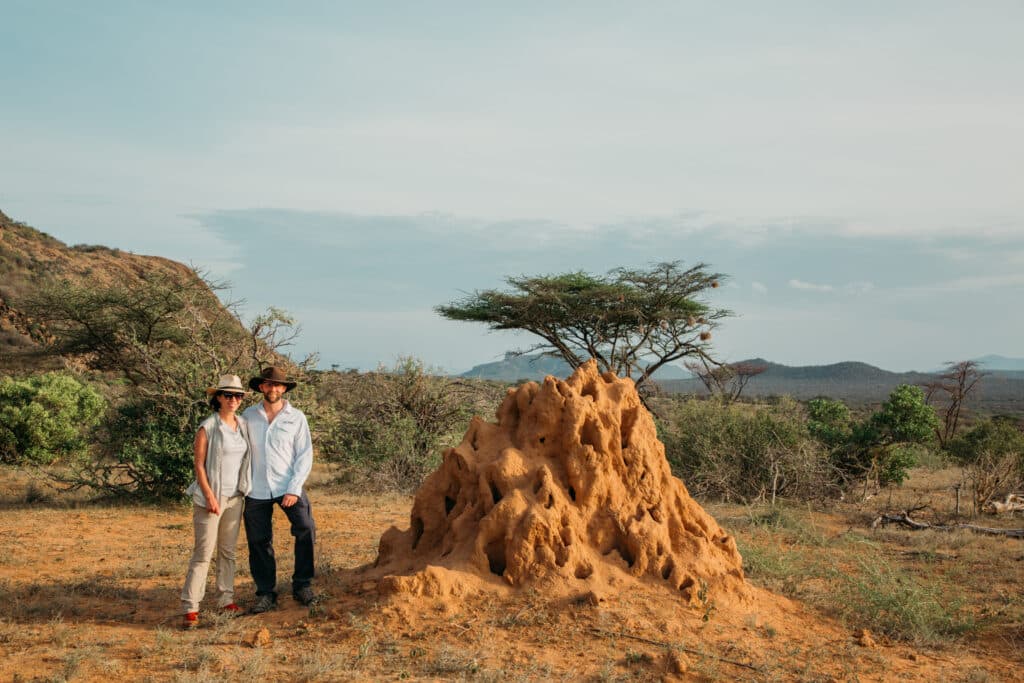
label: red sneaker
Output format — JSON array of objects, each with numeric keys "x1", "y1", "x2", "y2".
[
  {"x1": 182, "y1": 611, "x2": 199, "y2": 629},
  {"x1": 222, "y1": 603, "x2": 242, "y2": 614}
]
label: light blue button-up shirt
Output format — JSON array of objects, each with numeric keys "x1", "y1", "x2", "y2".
[{"x1": 243, "y1": 400, "x2": 313, "y2": 499}]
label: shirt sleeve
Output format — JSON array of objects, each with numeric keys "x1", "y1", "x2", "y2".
[{"x1": 286, "y1": 412, "x2": 314, "y2": 497}]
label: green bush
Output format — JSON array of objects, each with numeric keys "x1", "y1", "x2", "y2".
[
  {"x1": 813, "y1": 386, "x2": 939, "y2": 488},
  {"x1": 0, "y1": 372, "x2": 105, "y2": 465},
  {"x1": 806, "y1": 397, "x2": 852, "y2": 448},
  {"x1": 658, "y1": 397, "x2": 838, "y2": 502},
  {"x1": 947, "y1": 418, "x2": 1024, "y2": 466}
]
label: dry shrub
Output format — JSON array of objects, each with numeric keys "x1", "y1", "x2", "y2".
[{"x1": 658, "y1": 397, "x2": 841, "y2": 503}]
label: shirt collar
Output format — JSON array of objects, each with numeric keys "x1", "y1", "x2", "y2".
[{"x1": 257, "y1": 399, "x2": 291, "y2": 418}]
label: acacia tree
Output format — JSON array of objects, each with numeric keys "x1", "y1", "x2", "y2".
[{"x1": 436, "y1": 261, "x2": 730, "y2": 393}]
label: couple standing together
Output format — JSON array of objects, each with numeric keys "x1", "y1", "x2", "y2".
[{"x1": 181, "y1": 367, "x2": 316, "y2": 628}]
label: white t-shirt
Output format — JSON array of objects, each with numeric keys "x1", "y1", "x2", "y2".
[{"x1": 217, "y1": 422, "x2": 247, "y2": 497}]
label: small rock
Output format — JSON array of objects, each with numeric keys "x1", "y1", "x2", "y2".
[
  {"x1": 666, "y1": 650, "x2": 689, "y2": 674},
  {"x1": 247, "y1": 627, "x2": 271, "y2": 648},
  {"x1": 907, "y1": 652, "x2": 918, "y2": 661},
  {"x1": 581, "y1": 590, "x2": 604, "y2": 606},
  {"x1": 855, "y1": 629, "x2": 876, "y2": 648},
  {"x1": 360, "y1": 581, "x2": 376, "y2": 593}
]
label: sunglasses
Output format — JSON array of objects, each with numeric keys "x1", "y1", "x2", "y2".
[{"x1": 219, "y1": 392, "x2": 245, "y2": 400}]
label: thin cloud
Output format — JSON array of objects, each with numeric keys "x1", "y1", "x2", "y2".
[
  {"x1": 752, "y1": 281, "x2": 768, "y2": 294},
  {"x1": 789, "y1": 279, "x2": 834, "y2": 292},
  {"x1": 844, "y1": 281, "x2": 875, "y2": 294}
]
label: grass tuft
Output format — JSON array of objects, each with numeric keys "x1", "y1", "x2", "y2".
[{"x1": 832, "y1": 556, "x2": 978, "y2": 644}]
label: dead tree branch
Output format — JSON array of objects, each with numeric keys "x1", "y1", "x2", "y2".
[{"x1": 871, "y1": 511, "x2": 1024, "y2": 538}]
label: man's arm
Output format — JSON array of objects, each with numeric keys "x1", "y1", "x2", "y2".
[{"x1": 283, "y1": 413, "x2": 314, "y2": 502}]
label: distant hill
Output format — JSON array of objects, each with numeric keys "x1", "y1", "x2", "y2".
[
  {"x1": 460, "y1": 353, "x2": 691, "y2": 382},
  {"x1": 0, "y1": 209, "x2": 239, "y2": 373},
  {"x1": 658, "y1": 358, "x2": 1024, "y2": 414}
]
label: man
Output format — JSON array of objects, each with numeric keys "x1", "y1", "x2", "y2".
[{"x1": 242, "y1": 366, "x2": 317, "y2": 613}]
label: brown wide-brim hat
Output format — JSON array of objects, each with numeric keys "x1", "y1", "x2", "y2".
[{"x1": 249, "y1": 366, "x2": 298, "y2": 392}]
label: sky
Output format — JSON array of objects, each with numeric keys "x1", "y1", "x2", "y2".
[{"x1": 2, "y1": 1, "x2": 1022, "y2": 373}]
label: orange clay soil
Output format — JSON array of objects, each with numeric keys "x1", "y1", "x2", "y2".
[{"x1": 368, "y1": 360, "x2": 748, "y2": 610}]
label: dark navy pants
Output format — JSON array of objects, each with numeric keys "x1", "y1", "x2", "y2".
[{"x1": 243, "y1": 492, "x2": 316, "y2": 597}]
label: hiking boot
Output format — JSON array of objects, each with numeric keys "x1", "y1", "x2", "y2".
[
  {"x1": 250, "y1": 594, "x2": 277, "y2": 614},
  {"x1": 293, "y1": 586, "x2": 318, "y2": 606},
  {"x1": 182, "y1": 611, "x2": 199, "y2": 629}
]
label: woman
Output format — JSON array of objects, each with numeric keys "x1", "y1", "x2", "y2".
[{"x1": 180, "y1": 374, "x2": 252, "y2": 628}]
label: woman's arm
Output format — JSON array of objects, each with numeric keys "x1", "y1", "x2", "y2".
[{"x1": 194, "y1": 427, "x2": 220, "y2": 515}]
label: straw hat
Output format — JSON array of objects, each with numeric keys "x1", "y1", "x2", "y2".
[{"x1": 205, "y1": 374, "x2": 247, "y2": 397}]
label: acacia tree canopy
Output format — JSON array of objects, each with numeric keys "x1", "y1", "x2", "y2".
[{"x1": 436, "y1": 261, "x2": 731, "y2": 391}]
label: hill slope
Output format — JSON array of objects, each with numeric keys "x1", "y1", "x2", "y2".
[{"x1": 0, "y1": 209, "x2": 237, "y2": 372}]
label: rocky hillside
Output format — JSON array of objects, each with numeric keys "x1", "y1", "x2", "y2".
[{"x1": 0, "y1": 210, "x2": 233, "y2": 372}]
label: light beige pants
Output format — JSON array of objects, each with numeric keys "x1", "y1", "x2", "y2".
[{"x1": 180, "y1": 495, "x2": 244, "y2": 613}]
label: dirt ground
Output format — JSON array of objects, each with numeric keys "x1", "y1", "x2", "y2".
[{"x1": 0, "y1": 466, "x2": 1020, "y2": 682}]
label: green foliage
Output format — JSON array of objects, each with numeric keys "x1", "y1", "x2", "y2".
[
  {"x1": 806, "y1": 397, "x2": 852, "y2": 448},
  {"x1": 946, "y1": 418, "x2": 1024, "y2": 466},
  {"x1": 810, "y1": 386, "x2": 939, "y2": 488},
  {"x1": 658, "y1": 397, "x2": 838, "y2": 502},
  {"x1": 869, "y1": 384, "x2": 940, "y2": 445},
  {"x1": 437, "y1": 261, "x2": 730, "y2": 392},
  {"x1": 0, "y1": 372, "x2": 105, "y2": 465},
  {"x1": 859, "y1": 385, "x2": 939, "y2": 486}
]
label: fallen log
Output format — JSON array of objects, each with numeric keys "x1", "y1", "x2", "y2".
[{"x1": 871, "y1": 511, "x2": 1024, "y2": 539}]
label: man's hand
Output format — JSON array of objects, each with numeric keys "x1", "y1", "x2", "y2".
[
  {"x1": 281, "y1": 494, "x2": 299, "y2": 508},
  {"x1": 206, "y1": 498, "x2": 221, "y2": 515}
]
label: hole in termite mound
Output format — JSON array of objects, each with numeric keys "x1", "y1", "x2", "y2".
[
  {"x1": 411, "y1": 516, "x2": 424, "y2": 550},
  {"x1": 661, "y1": 558, "x2": 675, "y2": 580},
  {"x1": 485, "y1": 539, "x2": 507, "y2": 577}
]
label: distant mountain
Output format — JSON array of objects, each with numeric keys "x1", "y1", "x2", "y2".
[
  {"x1": 736, "y1": 358, "x2": 899, "y2": 381},
  {"x1": 659, "y1": 358, "x2": 1024, "y2": 414},
  {"x1": 459, "y1": 353, "x2": 691, "y2": 382},
  {"x1": 972, "y1": 355, "x2": 1024, "y2": 371}
]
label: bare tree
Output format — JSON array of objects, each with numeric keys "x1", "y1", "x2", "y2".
[
  {"x1": 923, "y1": 360, "x2": 986, "y2": 448},
  {"x1": 685, "y1": 359, "x2": 768, "y2": 404}
]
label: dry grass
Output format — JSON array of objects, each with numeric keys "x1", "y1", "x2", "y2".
[{"x1": 0, "y1": 463, "x2": 1020, "y2": 681}]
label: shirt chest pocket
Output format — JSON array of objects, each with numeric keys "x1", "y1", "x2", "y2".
[{"x1": 270, "y1": 420, "x2": 299, "y2": 449}]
